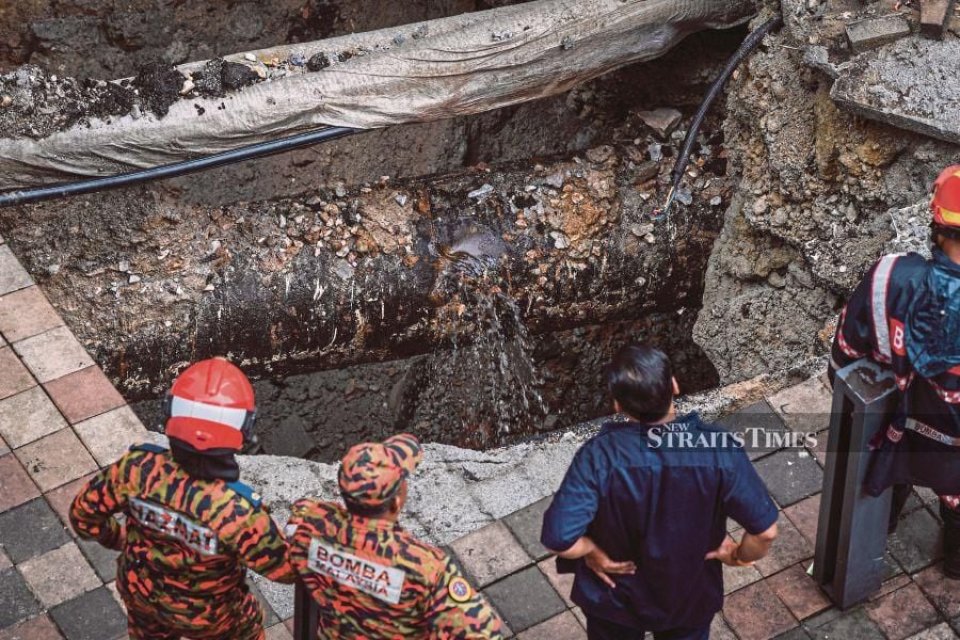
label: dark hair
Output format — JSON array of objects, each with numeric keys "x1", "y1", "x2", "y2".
[
  {"x1": 342, "y1": 493, "x2": 397, "y2": 518},
  {"x1": 932, "y1": 222, "x2": 960, "y2": 243},
  {"x1": 605, "y1": 344, "x2": 674, "y2": 423}
]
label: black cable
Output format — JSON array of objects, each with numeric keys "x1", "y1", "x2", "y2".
[
  {"x1": 654, "y1": 14, "x2": 784, "y2": 219},
  {"x1": 0, "y1": 125, "x2": 360, "y2": 208}
]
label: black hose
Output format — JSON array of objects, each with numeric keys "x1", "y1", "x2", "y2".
[
  {"x1": 654, "y1": 14, "x2": 783, "y2": 219},
  {"x1": 0, "y1": 126, "x2": 360, "y2": 208}
]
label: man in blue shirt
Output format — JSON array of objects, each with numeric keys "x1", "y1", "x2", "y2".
[{"x1": 541, "y1": 344, "x2": 779, "y2": 639}]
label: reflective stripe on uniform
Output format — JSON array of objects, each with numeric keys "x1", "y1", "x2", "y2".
[
  {"x1": 836, "y1": 306, "x2": 866, "y2": 359},
  {"x1": 904, "y1": 418, "x2": 960, "y2": 447},
  {"x1": 871, "y1": 254, "x2": 902, "y2": 363}
]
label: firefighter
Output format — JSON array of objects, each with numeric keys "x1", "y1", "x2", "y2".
[
  {"x1": 285, "y1": 433, "x2": 505, "y2": 638},
  {"x1": 831, "y1": 164, "x2": 960, "y2": 579},
  {"x1": 70, "y1": 358, "x2": 296, "y2": 639}
]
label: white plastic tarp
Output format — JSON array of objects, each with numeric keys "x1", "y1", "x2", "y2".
[{"x1": 0, "y1": 0, "x2": 757, "y2": 189}]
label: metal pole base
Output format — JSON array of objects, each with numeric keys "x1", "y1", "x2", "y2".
[{"x1": 814, "y1": 360, "x2": 897, "y2": 609}]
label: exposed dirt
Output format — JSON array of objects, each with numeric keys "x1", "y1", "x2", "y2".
[{"x1": 693, "y1": 2, "x2": 960, "y2": 382}]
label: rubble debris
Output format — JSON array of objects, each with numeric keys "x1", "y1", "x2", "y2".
[
  {"x1": 920, "y1": 0, "x2": 957, "y2": 39},
  {"x1": 831, "y1": 38, "x2": 960, "y2": 146},
  {"x1": 306, "y1": 52, "x2": 340, "y2": 71},
  {"x1": 845, "y1": 15, "x2": 911, "y2": 53},
  {"x1": 221, "y1": 62, "x2": 260, "y2": 91},
  {"x1": 133, "y1": 61, "x2": 186, "y2": 117},
  {"x1": 637, "y1": 108, "x2": 682, "y2": 138}
]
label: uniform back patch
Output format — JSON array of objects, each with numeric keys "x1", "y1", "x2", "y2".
[
  {"x1": 448, "y1": 576, "x2": 473, "y2": 603},
  {"x1": 129, "y1": 498, "x2": 218, "y2": 556},
  {"x1": 307, "y1": 539, "x2": 405, "y2": 605}
]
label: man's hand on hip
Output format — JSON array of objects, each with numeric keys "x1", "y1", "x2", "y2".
[
  {"x1": 705, "y1": 536, "x2": 754, "y2": 568},
  {"x1": 585, "y1": 543, "x2": 637, "y2": 588}
]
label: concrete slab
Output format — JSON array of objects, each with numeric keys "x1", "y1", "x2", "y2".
[
  {"x1": 832, "y1": 38, "x2": 960, "y2": 146},
  {"x1": 845, "y1": 15, "x2": 911, "y2": 53}
]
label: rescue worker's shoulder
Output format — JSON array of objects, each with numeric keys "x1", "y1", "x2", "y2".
[
  {"x1": 124, "y1": 442, "x2": 169, "y2": 463},
  {"x1": 893, "y1": 252, "x2": 932, "y2": 276},
  {"x1": 290, "y1": 498, "x2": 338, "y2": 520},
  {"x1": 225, "y1": 480, "x2": 263, "y2": 508},
  {"x1": 398, "y1": 533, "x2": 451, "y2": 581}
]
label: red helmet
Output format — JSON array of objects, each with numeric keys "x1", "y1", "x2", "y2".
[
  {"x1": 931, "y1": 165, "x2": 960, "y2": 229},
  {"x1": 164, "y1": 358, "x2": 256, "y2": 452}
]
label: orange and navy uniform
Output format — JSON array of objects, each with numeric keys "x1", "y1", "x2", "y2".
[
  {"x1": 286, "y1": 499, "x2": 505, "y2": 639},
  {"x1": 831, "y1": 250, "x2": 960, "y2": 504},
  {"x1": 70, "y1": 443, "x2": 295, "y2": 640}
]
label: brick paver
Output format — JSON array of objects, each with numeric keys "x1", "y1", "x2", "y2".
[
  {"x1": 766, "y1": 564, "x2": 831, "y2": 621},
  {"x1": 0, "y1": 246, "x2": 33, "y2": 297},
  {"x1": 0, "y1": 499, "x2": 71, "y2": 564},
  {"x1": 74, "y1": 406, "x2": 148, "y2": 467},
  {"x1": 783, "y1": 494, "x2": 821, "y2": 546},
  {"x1": 15, "y1": 429, "x2": 98, "y2": 492},
  {"x1": 45, "y1": 367, "x2": 125, "y2": 425},
  {"x1": 914, "y1": 564, "x2": 960, "y2": 619},
  {"x1": 865, "y1": 583, "x2": 943, "y2": 640},
  {"x1": 0, "y1": 349, "x2": 34, "y2": 402},
  {"x1": 449, "y1": 521, "x2": 531, "y2": 588},
  {"x1": 0, "y1": 614, "x2": 64, "y2": 639},
  {"x1": 13, "y1": 327, "x2": 94, "y2": 385},
  {"x1": 484, "y1": 566, "x2": 567, "y2": 633},
  {"x1": 18, "y1": 543, "x2": 101, "y2": 608},
  {"x1": 516, "y1": 610, "x2": 586, "y2": 639},
  {"x1": 0, "y1": 455, "x2": 41, "y2": 514},
  {"x1": 723, "y1": 579, "x2": 799, "y2": 640},
  {"x1": 0, "y1": 387, "x2": 68, "y2": 449},
  {"x1": 755, "y1": 514, "x2": 814, "y2": 577},
  {"x1": 0, "y1": 287, "x2": 64, "y2": 344}
]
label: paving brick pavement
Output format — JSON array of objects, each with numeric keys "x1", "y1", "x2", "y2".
[{"x1": 1, "y1": 236, "x2": 959, "y2": 639}]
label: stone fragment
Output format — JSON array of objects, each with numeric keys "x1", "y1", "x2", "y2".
[
  {"x1": 920, "y1": 0, "x2": 956, "y2": 39},
  {"x1": 845, "y1": 15, "x2": 911, "y2": 53},
  {"x1": 636, "y1": 108, "x2": 682, "y2": 138}
]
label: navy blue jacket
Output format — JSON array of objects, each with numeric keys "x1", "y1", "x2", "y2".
[
  {"x1": 540, "y1": 413, "x2": 777, "y2": 631},
  {"x1": 832, "y1": 249, "x2": 960, "y2": 495}
]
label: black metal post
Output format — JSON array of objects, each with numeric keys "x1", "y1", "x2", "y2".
[
  {"x1": 293, "y1": 581, "x2": 319, "y2": 640},
  {"x1": 814, "y1": 359, "x2": 898, "y2": 609}
]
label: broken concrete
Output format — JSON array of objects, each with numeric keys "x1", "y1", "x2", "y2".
[
  {"x1": 693, "y1": 4, "x2": 960, "y2": 383},
  {"x1": 845, "y1": 14, "x2": 911, "y2": 53},
  {"x1": 831, "y1": 37, "x2": 960, "y2": 147},
  {"x1": 920, "y1": 0, "x2": 957, "y2": 39}
]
